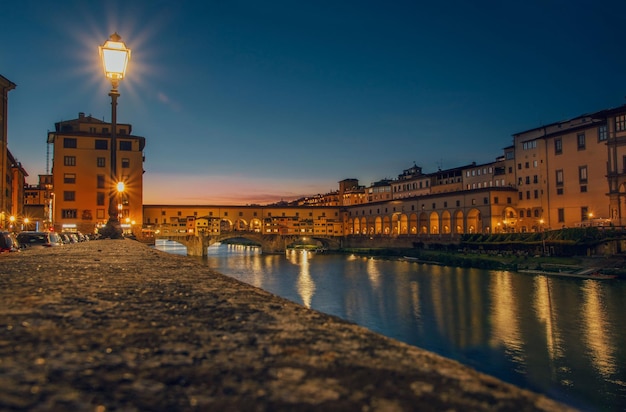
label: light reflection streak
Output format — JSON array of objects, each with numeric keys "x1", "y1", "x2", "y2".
[
  {"x1": 366, "y1": 257, "x2": 381, "y2": 289},
  {"x1": 532, "y1": 276, "x2": 563, "y2": 366},
  {"x1": 286, "y1": 249, "x2": 316, "y2": 308},
  {"x1": 581, "y1": 281, "x2": 616, "y2": 379},
  {"x1": 409, "y1": 281, "x2": 422, "y2": 331},
  {"x1": 489, "y1": 272, "x2": 525, "y2": 368}
]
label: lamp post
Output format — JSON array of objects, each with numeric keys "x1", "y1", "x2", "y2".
[{"x1": 99, "y1": 33, "x2": 130, "y2": 239}]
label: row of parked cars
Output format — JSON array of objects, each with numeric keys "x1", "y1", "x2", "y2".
[{"x1": 0, "y1": 231, "x2": 94, "y2": 253}]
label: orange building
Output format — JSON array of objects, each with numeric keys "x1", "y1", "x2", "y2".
[
  {"x1": 512, "y1": 106, "x2": 626, "y2": 231},
  {"x1": 0, "y1": 75, "x2": 17, "y2": 228},
  {"x1": 47, "y1": 112, "x2": 145, "y2": 235}
]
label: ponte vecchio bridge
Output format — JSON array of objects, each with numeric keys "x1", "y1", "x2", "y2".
[{"x1": 145, "y1": 188, "x2": 516, "y2": 255}]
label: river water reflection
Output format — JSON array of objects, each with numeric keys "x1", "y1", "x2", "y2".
[{"x1": 157, "y1": 241, "x2": 626, "y2": 411}]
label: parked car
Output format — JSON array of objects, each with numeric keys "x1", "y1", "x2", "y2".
[
  {"x1": 0, "y1": 231, "x2": 20, "y2": 253},
  {"x1": 16, "y1": 231, "x2": 63, "y2": 249}
]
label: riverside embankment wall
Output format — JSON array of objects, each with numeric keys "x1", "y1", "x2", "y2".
[{"x1": 0, "y1": 240, "x2": 573, "y2": 411}]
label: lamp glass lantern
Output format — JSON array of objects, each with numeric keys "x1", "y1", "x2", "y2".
[{"x1": 99, "y1": 33, "x2": 131, "y2": 85}]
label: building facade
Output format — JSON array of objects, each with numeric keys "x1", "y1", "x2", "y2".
[
  {"x1": 23, "y1": 175, "x2": 54, "y2": 231},
  {"x1": 47, "y1": 112, "x2": 145, "y2": 235},
  {"x1": 0, "y1": 75, "x2": 17, "y2": 229}
]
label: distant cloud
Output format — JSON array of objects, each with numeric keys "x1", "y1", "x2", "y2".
[
  {"x1": 157, "y1": 92, "x2": 169, "y2": 103},
  {"x1": 157, "y1": 91, "x2": 182, "y2": 112}
]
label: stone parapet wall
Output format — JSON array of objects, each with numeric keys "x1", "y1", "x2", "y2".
[{"x1": 0, "y1": 240, "x2": 573, "y2": 411}]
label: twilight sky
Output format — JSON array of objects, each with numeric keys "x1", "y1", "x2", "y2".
[{"x1": 3, "y1": 0, "x2": 626, "y2": 205}]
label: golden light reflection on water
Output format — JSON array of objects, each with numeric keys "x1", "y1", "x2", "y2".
[
  {"x1": 581, "y1": 281, "x2": 616, "y2": 379},
  {"x1": 366, "y1": 257, "x2": 381, "y2": 289},
  {"x1": 285, "y1": 249, "x2": 316, "y2": 308},
  {"x1": 409, "y1": 281, "x2": 421, "y2": 328},
  {"x1": 489, "y1": 271, "x2": 524, "y2": 365},
  {"x1": 532, "y1": 276, "x2": 563, "y2": 364}
]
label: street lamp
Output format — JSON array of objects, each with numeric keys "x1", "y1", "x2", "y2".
[{"x1": 99, "y1": 32, "x2": 131, "y2": 239}]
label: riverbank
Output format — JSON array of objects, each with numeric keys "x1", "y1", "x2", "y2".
[
  {"x1": 0, "y1": 240, "x2": 573, "y2": 411},
  {"x1": 340, "y1": 247, "x2": 626, "y2": 278}
]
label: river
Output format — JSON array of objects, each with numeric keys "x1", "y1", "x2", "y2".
[{"x1": 156, "y1": 240, "x2": 626, "y2": 411}]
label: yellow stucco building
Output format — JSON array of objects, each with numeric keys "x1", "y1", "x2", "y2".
[{"x1": 47, "y1": 112, "x2": 145, "y2": 235}]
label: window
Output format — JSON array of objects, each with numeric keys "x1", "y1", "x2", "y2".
[
  {"x1": 64, "y1": 173, "x2": 76, "y2": 184},
  {"x1": 64, "y1": 156, "x2": 76, "y2": 166},
  {"x1": 520, "y1": 210, "x2": 525, "y2": 218},
  {"x1": 519, "y1": 192, "x2": 523, "y2": 200},
  {"x1": 95, "y1": 139, "x2": 108, "y2": 150},
  {"x1": 61, "y1": 209, "x2": 77, "y2": 219},
  {"x1": 534, "y1": 210, "x2": 539, "y2": 218},
  {"x1": 63, "y1": 191, "x2": 75, "y2": 201},
  {"x1": 581, "y1": 207, "x2": 589, "y2": 221},
  {"x1": 533, "y1": 175, "x2": 538, "y2": 184},
  {"x1": 616, "y1": 115, "x2": 626, "y2": 132},
  {"x1": 119, "y1": 141, "x2": 132, "y2": 151},
  {"x1": 579, "y1": 166, "x2": 588, "y2": 183},
  {"x1": 63, "y1": 138, "x2": 77, "y2": 148},
  {"x1": 577, "y1": 133, "x2": 586, "y2": 150},
  {"x1": 557, "y1": 188, "x2": 564, "y2": 195},
  {"x1": 581, "y1": 186, "x2": 587, "y2": 193},
  {"x1": 558, "y1": 208, "x2": 565, "y2": 223},
  {"x1": 97, "y1": 192, "x2": 105, "y2": 206},
  {"x1": 555, "y1": 138, "x2": 562, "y2": 154},
  {"x1": 507, "y1": 197, "x2": 512, "y2": 204},
  {"x1": 97, "y1": 175, "x2": 105, "y2": 189},
  {"x1": 121, "y1": 158, "x2": 130, "y2": 168},
  {"x1": 456, "y1": 200, "x2": 460, "y2": 207},
  {"x1": 525, "y1": 162, "x2": 529, "y2": 169},
  {"x1": 556, "y1": 169, "x2": 564, "y2": 186},
  {"x1": 598, "y1": 125, "x2": 608, "y2": 141},
  {"x1": 97, "y1": 157, "x2": 106, "y2": 167},
  {"x1": 522, "y1": 140, "x2": 537, "y2": 150},
  {"x1": 526, "y1": 191, "x2": 530, "y2": 199},
  {"x1": 483, "y1": 197, "x2": 488, "y2": 204},
  {"x1": 525, "y1": 176, "x2": 530, "y2": 184},
  {"x1": 534, "y1": 190, "x2": 538, "y2": 199}
]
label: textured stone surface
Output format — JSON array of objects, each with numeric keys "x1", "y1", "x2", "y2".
[{"x1": 0, "y1": 240, "x2": 574, "y2": 411}]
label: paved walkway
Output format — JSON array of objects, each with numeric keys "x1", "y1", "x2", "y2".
[{"x1": 0, "y1": 240, "x2": 574, "y2": 411}]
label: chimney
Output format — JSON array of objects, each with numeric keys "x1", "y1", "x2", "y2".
[{"x1": 78, "y1": 112, "x2": 85, "y2": 119}]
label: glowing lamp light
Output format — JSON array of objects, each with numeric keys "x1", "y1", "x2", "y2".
[
  {"x1": 99, "y1": 33, "x2": 131, "y2": 84},
  {"x1": 116, "y1": 182, "x2": 125, "y2": 192}
]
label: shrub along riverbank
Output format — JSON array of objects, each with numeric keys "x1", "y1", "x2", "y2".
[{"x1": 339, "y1": 227, "x2": 626, "y2": 277}]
